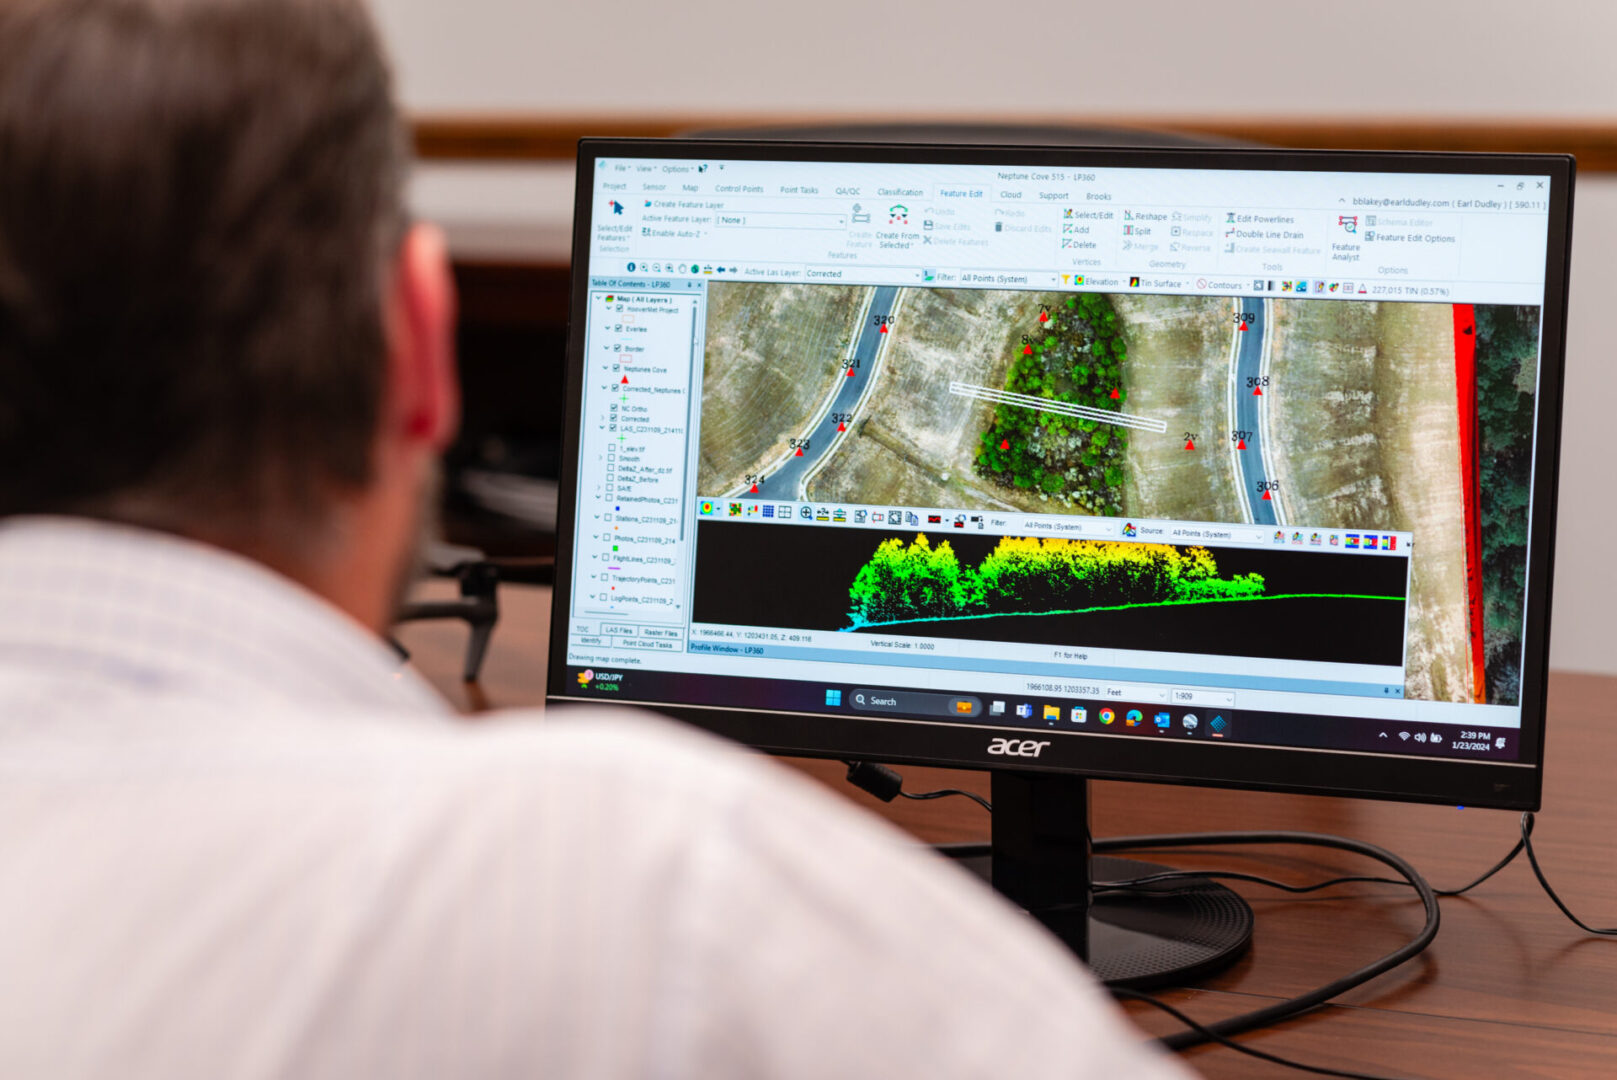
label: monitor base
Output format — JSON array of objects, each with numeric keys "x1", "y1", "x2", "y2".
[
  {"x1": 941, "y1": 848, "x2": 1254, "y2": 989},
  {"x1": 935, "y1": 771, "x2": 1252, "y2": 989}
]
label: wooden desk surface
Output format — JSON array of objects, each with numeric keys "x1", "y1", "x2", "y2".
[{"x1": 397, "y1": 581, "x2": 1617, "y2": 1078}]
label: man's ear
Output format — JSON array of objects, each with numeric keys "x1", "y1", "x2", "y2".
[{"x1": 386, "y1": 222, "x2": 460, "y2": 452}]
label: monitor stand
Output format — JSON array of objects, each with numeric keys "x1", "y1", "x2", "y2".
[{"x1": 938, "y1": 771, "x2": 1252, "y2": 989}]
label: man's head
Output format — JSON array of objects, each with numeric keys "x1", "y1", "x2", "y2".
[{"x1": 0, "y1": 0, "x2": 457, "y2": 631}]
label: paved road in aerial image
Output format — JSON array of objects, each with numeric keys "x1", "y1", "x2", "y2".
[
  {"x1": 763, "y1": 285, "x2": 898, "y2": 498},
  {"x1": 1232, "y1": 296, "x2": 1279, "y2": 526}
]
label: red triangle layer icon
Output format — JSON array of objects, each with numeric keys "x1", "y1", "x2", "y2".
[{"x1": 620, "y1": 375, "x2": 629, "y2": 384}]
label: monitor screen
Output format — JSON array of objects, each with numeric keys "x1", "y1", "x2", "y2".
[{"x1": 548, "y1": 140, "x2": 1572, "y2": 810}]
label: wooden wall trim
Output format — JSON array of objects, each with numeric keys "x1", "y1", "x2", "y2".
[{"x1": 412, "y1": 114, "x2": 1617, "y2": 171}]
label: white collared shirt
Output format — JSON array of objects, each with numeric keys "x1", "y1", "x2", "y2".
[{"x1": 0, "y1": 517, "x2": 1192, "y2": 1079}]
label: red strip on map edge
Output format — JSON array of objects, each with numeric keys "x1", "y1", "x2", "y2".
[{"x1": 1454, "y1": 303, "x2": 1486, "y2": 703}]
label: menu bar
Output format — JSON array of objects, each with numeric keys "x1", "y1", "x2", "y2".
[{"x1": 591, "y1": 157, "x2": 1552, "y2": 305}]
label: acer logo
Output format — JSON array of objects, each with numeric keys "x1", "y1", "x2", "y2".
[{"x1": 986, "y1": 737, "x2": 1052, "y2": 758}]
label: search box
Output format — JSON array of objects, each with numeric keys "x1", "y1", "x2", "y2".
[{"x1": 851, "y1": 690, "x2": 981, "y2": 718}]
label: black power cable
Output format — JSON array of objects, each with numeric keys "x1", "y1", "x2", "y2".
[
  {"x1": 1095, "y1": 817, "x2": 1526, "y2": 901},
  {"x1": 898, "y1": 786, "x2": 993, "y2": 813},
  {"x1": 845, "y1": 762, "x2": 1436, "y2": 1074},
  {"x1": 1113, "y1": 988, "x2": 1422, "y2": 1080},
  {"x1": 1095, "y1": 829, "x2": 1440, "y2": 1054},
  {"x1": 843, "y1": 760, "x2": 992, "y2": 812},
  {"x1": 1098, "y1": 811, "x2": 1617, "y2": 936},
  {"x1": 844, "y1": 766, "x2": 1617, "y2": 1077},
  {"x1": 1516, "y1": 811, "x2": 1617, "y2": 935}
]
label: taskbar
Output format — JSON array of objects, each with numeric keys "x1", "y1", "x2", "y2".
[{"x1": 564, "y1": 667, "x2": 1521, "y2": 764}]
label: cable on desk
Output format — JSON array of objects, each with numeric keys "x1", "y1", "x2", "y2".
[
  {"x1": 1113, "y1": 988, "x2": 1421, "y2": 1080},
  {"x1": 842, "y1": 767, "x2": 1615, "y2": 1073},
  {"x1": 1127, "y1": 812, "x2": 1617, "y2": 934},
  {"x1": 841, "y1": 763, "x2": 1439, "y2": 1071},
  {"x1": 1433, "y1": 827, "x2": 1525, "y2": 896},
  {"x1": 1095, "y1": 829, "x2": 1440, "y2": 1054},
  {"x1": 1517, "y1": 811, "x2": 1617, "y2": 936},
  {"x1": 1095, "y1": 868, "x2": 1419, "y2": 896},
  {"x1": 1093, "y1": 816, "x2": 1527, "y2": 901}
]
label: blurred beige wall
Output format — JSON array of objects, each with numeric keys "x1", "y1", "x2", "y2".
[
  {"x1": 378, "y1": 0, "x2": 1617, "y2": 676},
  {"x1": 373, "y1": 0, "x2": 1617, "y2": 118}
]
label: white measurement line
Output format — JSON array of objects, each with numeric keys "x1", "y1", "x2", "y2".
[{"x1": 949, "y1": 381, "x2": 1168, "y2": 434}]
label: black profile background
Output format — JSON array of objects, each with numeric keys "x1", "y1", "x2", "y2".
[{"x1": 690, "y1": 520, "x2": 1411, "y2": 667}]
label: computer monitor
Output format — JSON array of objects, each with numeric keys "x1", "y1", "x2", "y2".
[{"x1": 548, "y1": 139, "x2": 1573, "y2": 982}]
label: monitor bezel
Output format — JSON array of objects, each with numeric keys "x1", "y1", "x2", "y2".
[{"x1": 547, "y1": 137, "x2": 1575, "y2": 811}]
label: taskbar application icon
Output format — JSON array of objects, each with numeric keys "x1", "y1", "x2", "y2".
[{"x1": 864, "y1": 681, "x2": 1231, "y2": 744}]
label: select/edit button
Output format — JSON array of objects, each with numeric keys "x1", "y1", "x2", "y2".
[{"x1": 851, "y1": 690, "x2": 982, "y2": 718}]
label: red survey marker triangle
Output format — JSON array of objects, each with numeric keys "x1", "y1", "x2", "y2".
[
  {"x1": 620, "y1": 375, "x2": 629, "y2": 384},
  {"x1": 879, "y1": 324, "x2": 888, "y2": 334},
  {"x1": 1253, "y1": 385, "x2": 1263, "y2": 396},
  {"x1": 1023, "y1": 344, "x2": 1033, "y2": 356},
  {"x1": 1000, "y1": 439, "x2": 1010, "y2": 451},
  {"x1": 846, "y1": 366, "x2": 856, "y2": 377},
  {"x1": 1110, "y1": 388, "x2": 1120, "y2": 400},
  {"x1": 1185, "y1": 440, "x2": 1195, "y2": 450},
  {"x1": 837, "y1": 422, "x2": 846, "y2": 431},
  {"x1": 1237, "y1": 438, "x2": 1247, "y2": 450},
  {"x1": 794, "y1": 447, "x2": 803, "y2": 457},
  {"x1": 1039, "y1": 312, "x2": 1050, "y2": 323},
  {"x1": 749, "y1": 484, "x2": 759, "y2": 493},
  {"x1": 1262, "y1": 489, "x2": 1272, "y2": 500}
]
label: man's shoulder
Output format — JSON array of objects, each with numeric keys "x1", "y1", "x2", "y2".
[
  {"x1": 334, "y1": 703, "x2": 768, "y2": 801},
  {"x1": 253, "y1": 703, "x2": 791, "y2": 842},
  {"x1": 3, "y1": 700, "x2": 1194, "y2": 1080}
]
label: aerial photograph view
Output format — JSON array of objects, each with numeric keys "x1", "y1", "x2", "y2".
[{"x1": 696, "y1": 281, "x2": 1540, "y2": 705}]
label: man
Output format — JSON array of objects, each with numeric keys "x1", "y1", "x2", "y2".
[{"x1": 0, "y1": 2, "x2": 1191, "y2": 1077}]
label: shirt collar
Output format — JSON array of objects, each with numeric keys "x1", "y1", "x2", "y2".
[{"x1": 0, "y1": 516, "x2": 451, "y2": 718}]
